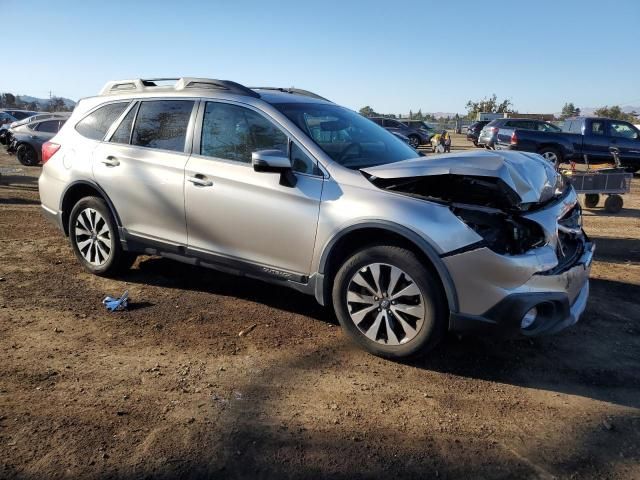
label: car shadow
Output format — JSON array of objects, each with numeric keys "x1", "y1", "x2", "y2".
[
  {"x1": 122, "y1": 255, "x2": 639, "y2": 409},
  {"x1": 123, "y1": 256, "x2": 334, "y2": 324},
  {"x1": 403, "y1": 275, "x2": 640, "y2": 409},
  {"x1": 591, "y1": 236, "x2": 640, "y2": 264}
]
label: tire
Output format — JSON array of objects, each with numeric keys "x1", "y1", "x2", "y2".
[
  {"x1": 332, "y1": 245, "x2": 446, "y2": 358},
  {"x1": 538, "y1": 147, "x2": 562, "y2": 168},
  {"x1": 408, "y1": 135, "x2": 420, "y2": 149},
  {"x1": 584, "y1": 194, "x2": 600, "y2": 208},
  {"x1": 473, "y1": 141, "x2": 479, "y2": 147},
  {"x1": 604, "y1": 195, "x2": 623, "y2": 214},
  {"x1": 69, "y1": 196, "x2": 135, "y2": 276},
  {"x1": 16, "y1": 144, "x2": 38, "y2": 166}
]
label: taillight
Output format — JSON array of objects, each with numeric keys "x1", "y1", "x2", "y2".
[
  {"x1": 42, "y1": 142, "x2": 60, "y2": 164},
  {"x1": 511, "y1": 131, "x2": 518, "y2": 145}
]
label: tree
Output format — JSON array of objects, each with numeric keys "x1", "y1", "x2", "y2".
[
  {"x1": 465, "y1": 94, "x2": 513, "y2": 120},
  {"x1": 48, "y1": 97, "x2": 68, "y2": 112},
  {"x1": 1, "y1": 93, "x2": 17, "y2": 108},
  {"x1": 358, "y1": 106, "x2": 378, "y2": 117},
  {"x1": 593, "y1": 105, "x2": 639, "y2": 123},
  {"x1": 560, "y1": 102, "x2": 580, "y2": 119}
]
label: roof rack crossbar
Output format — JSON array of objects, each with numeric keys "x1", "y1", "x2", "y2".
[
  {"x1": 99, "y1": 77, "x2": 260, "y2": 98},
  {"x1": 251, "y1": 87, "x2": 331, "y2": 102}
]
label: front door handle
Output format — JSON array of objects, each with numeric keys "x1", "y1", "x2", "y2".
[
  {"x1": 101, "y1": 156, "x2": 120, "y2": 167},
  {"x1": 187, "y1": 174, "x2": 213, "y2": 187}
]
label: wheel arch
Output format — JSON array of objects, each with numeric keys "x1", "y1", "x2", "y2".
[
  {"x1": 537, "y1": 142, "x2": 572, "y2": 159},
  {"x1": 60, "y1": 180, "x2": 122, "y2": 236},
  {"x1": 316, "y1": 221, "x2": 458, "y2": 313}
]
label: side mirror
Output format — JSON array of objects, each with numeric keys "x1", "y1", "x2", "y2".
[
  {"x1": 252, "y1": 149, "x2": 291, "y2": 172},
  {"x1": 252, "y1": 149, "x2": 297, "y2": 187}
]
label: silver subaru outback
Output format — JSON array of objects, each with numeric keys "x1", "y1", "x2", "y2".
[{"x1": 38, "y1": 77, "x2": 593, "y2": 358}]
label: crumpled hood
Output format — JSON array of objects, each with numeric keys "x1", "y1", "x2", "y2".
[{"x1": 362, "y1": 150, "x2": 560, "y2": 205}]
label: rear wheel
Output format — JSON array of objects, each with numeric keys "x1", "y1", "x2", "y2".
[
  {"x1": 408, "y1": 135, "x2": 420, "y2": 149},
  {"x1": 584, "y1": 194, "x2": 600, "y2": 208},
  {"x1": 16, "y1": 144, "x2": 38, "y2": 166},
  {"x1": 538, "y1": 147, "x2": 562, "y2": 168},
  {"x1": 69, "y1": 196, "x2": 135, "y2": 276},
  {"x1": 332, "y1": 245, "x2": 445, "y2": 358}
]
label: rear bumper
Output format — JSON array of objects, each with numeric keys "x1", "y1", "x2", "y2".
[
  {"x1": 41, "y1": 204, "x2": 64, "y2": 232},
  {"x1": 449, "y1": 242, "x2": 594, "y2": 337}
]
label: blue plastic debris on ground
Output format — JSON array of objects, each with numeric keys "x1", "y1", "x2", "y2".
[{"x1": 102, "y1": 290, "x2": 129, "y2": 312}]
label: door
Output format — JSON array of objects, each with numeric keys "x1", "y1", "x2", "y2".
[
  {"x1": 581, "y1": 119, "x2": 612, "y2": 161},
  {"x1": 608, "y1": 120, "x2": 640, "y2": 164},
  {"x1": 92, "y1": 99, "x2": 196, "y2": 245},
  {"x1": 184, "y1": 100, "x2": 323, "y2": 275}
]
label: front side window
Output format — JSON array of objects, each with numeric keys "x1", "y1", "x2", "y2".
[
  {"x1": 610, "y1": 121, "x2": 639, "y2": 139},
  {"x1": 200, "y1": 102, "x2": 287, "y2": 163},
  {"x1": 75, "y1": 102, "x2": 129, "y2": 140},
  {"x1": 131, "y1": 100, "x2": 194, "y2": 152},
  {"x1": 274, "y1": 103, "x2": 419, "y2": 169}
]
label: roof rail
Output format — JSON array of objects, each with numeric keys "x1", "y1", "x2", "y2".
[
  {"x1": 99, "y1": 77, "x2": 260, "y2": 98},
  {"x1": 251, "y1": 87, "x2": 331, "y2": 102}
]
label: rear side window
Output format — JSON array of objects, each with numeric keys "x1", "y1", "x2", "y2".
[
  {"x1": 109, "y1": 104, "x2": 138, "y2": 144},
  {"x1": 35, "y1": 120, "x2": 60, "y2": 133},
  {"x1": 590, "y1": 121, "x2": 605, "y2": 136},
  {"x1": 75, "y1": 102, "x2": 129, "y2": 140},
  {"x1": 131, "y1": 100, "x2": 194, "y2": 152}
]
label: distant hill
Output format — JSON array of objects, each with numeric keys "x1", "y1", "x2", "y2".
[
  {"x1": 16, "y1": 94, "x2": 76, "y2": 110},
  {"x1": 578, "y1": 105, "x2": 639, "y2": 117}
]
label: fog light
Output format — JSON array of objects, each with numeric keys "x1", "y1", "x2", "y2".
[{"x1": 521, "y1": 307, "x2": 538, "y2": 329}]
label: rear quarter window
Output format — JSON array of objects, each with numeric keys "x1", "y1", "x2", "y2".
[{"x1": 75, "y1": 102, "x2": 130, "y2": 141}]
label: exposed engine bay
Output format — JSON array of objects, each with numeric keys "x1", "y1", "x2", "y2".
[{"x1": 362, "y1": 150, "x2": 576, "y2": 257}]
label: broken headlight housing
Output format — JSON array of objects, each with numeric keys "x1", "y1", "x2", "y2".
[{"x1": 453, "y1": 206, "x2": 546, "y2": 255}]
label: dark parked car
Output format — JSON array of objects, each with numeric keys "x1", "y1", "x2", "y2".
[
  {"x1": 369, "y1": 117, "x2": 431, "y2": 148},
  {"x1": 399, "y1": 120, "x2": 436, "y2": 139},
  {"x1": 0, "y1": 109, "x2": 39, "y2": 121},
  {"x1": 8, "y1": 118, "x2": 67, "y2": 165},
  {"x1": 496, "y1": 116, "x2": 640, "y2": 171},
  {"x1": 1, "y1": 112, "x2": 70, "y2": 146},
  {"x1": 466, "y1": 120, "x2": 490, "y2": 146},
  {"x1": 478, "y1": 118, "x2": 561, "y2": 149}
]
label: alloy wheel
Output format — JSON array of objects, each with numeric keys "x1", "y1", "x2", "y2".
[
  {"x1": 541, "y1": 151, "x2": 558, "y2": 163},
  {"x1": 346, "y1": 263, "x2": 425, "y2": 345},
  {"x1": 74, "y1": 207, "x2": 112, "y2": 266}
]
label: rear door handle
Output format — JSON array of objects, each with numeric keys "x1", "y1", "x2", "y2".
[
  {"x1": 187, "y1": 174, "x2": 213, "y2": 187},
  {"x1": 101, "y1": 156, "x2": 120, "y2": 167}
]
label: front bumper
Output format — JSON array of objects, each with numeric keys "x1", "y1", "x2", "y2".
[{"x1": 448, "y1": 241, "x2": 594, "y2": 336}]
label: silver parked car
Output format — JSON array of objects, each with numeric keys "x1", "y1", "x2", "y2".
[{"x1": 38, "y1": 77, "x2": 593, "y2": 358}]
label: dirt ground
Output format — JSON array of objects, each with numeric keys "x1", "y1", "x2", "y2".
[{"x1": 1, "y1": 135, "x2": 639, "y2": 479}]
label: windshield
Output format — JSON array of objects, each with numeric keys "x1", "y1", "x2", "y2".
[{"x1": 274, "y1": 103, "x2": 419, "y2": 169}]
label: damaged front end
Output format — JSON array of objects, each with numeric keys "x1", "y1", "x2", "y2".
[
  {"x1": 362, "y1": 150, "x2": 594, "y2": 336},
  {"x1": 363, "y1": 150, "x2": 564, "y2": 256}
]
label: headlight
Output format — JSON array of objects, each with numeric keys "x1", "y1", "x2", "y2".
[{"x1": 453, "y1": 207, "x2": 546, "y2": 255}]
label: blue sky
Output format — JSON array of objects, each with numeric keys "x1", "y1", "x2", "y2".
[{"x1": 2, "y1": 0, "x2": 639, "y2": 114}]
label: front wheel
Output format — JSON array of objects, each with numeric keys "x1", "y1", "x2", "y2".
[
  {"x1": 332, "y1": 245, "x2": 445, "y2": 358},
  {"x1": 16, "y1": 144, "x2": 38, "y2": 166},
  {"x1": 69, "y1": 196, "x2": 136, "y2": 276},
  {"x1": 408, "y1": 135, "x2": 420, "y2": 148}
]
